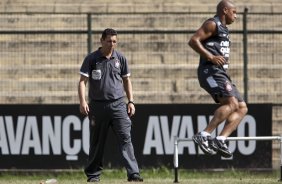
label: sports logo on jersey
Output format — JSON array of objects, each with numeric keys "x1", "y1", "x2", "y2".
[
  {"x1": 225, "y1": 81, "x2": 232, "y2": 92},
  {"x1": 114, "y1": 59, "x2": 120, "y2": 68}
]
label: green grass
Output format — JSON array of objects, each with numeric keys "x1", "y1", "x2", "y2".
[{"x1": 0, "y1": 168, "x2": 280, "y2": 184}]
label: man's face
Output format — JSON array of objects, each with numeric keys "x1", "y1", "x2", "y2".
[
  {"x1": 225, "y1": 7, "x2": 237, "y2": 25},
  {"x1": 101, "y1": 35, "x2": 117, "y2": 52}
]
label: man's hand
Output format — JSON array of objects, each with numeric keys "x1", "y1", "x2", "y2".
[
  {"x1": 127, "y1": 103, "x2": 135, "y2": 117},
  {"x1": 80, "y1": 101, "x2": 89, "y2": 115},
  {"x1": 210, "y1": 55, "x2": 226, "y2": 66}
]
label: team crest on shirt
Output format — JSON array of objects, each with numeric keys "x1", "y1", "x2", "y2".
[
  {"x1": 225, "y1": 81, "x2": 232, "y2": 92},
  {"x1": 114, "y1": 59, "x2": 120, "y2": 68}
]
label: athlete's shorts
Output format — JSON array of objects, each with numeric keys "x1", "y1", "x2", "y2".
[{"x1": 198, "y1": 64, "x2": 244, "y2": 103}]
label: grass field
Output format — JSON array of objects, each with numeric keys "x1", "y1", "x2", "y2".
[{"x1": 0, "y1": 168, "x2": 280, "y2": 184}]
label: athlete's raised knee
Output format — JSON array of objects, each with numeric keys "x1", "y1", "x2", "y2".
[
  {"x1": 238, "y1": 102, "x2": 248, "y2": 116},
  {"x1": 225, "y1": 97, "x2": 239, "y2": 112}
]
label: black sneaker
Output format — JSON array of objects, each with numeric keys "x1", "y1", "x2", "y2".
[
  {"x1": 207, "y1": 136, "x2": 218, "y2": 153},
  {"x1": 192, "y1": 133, "x2": 216, "y2": 155},
  {"x1": 87, "y1": 177, "x2": 100, "y2": 182},
  {"x1": 128, "y1": 173, "x2": 143, "y2": 182},
  {"x1": 213, "y1": 138, "x2": 232, "y2": 158}
]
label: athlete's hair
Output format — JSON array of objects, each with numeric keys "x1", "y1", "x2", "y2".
[
  {"x1": 101, "y1": 28, "x2": 117, "y2": 40},
  {"x1": 216, "y1": 0, "x2": 235, "y2": 14}
]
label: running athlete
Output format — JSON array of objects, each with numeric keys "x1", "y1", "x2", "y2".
[
  {"x1": 188, "y1": 0, "x2": 248, "y2": 158},
  {"x1": 78, "y1": 28, "x2": 143, "y2": 182}
]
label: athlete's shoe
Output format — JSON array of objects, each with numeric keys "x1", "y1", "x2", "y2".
[
  {"x1": 212, "y1": 138, "x2": 232, "y2": 158},
  {"x1": 192, "y1": 133, "x2": 216, "y2": 155},
  {"x1": 87, "y1": 177, "x2": 100, "y2": 182},
  {"x1": 208, "y1": 137, "x2": 218, "y2": 153},
  {"x1": 128, "y1": 173, "x2": 143, "y2": 182}
]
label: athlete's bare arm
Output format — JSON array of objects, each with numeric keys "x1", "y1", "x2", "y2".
[{"x1": 188, "y1": 20, "x2": 226, "y2": 66}]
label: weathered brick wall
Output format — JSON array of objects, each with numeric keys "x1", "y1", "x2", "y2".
[{"x1": 1, "y1": 0, "x2": 282, "y2": 13}]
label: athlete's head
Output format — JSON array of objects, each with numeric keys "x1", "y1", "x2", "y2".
[{"x1": 217, "y1": 0, "x2": 237, "y2": 25}]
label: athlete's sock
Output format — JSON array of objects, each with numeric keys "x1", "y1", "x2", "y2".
[
  {"x1": 200, "y1": 131, "x2": 211, "y2": 137},
  {"x1": 216, "y1": 136, "x2": 227, "y2": 141}
]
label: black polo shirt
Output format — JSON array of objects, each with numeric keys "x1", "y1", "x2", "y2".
[{"x1": 80, "y1": 48, "x2": 130, "y2": 101}]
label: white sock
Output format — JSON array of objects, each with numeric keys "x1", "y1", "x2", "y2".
[
  {"x1": 200, "y1": 131, "x2": 211, "y2": 137},
  {"x1": 216, "y1": 136, "x2": 226, "y2": 141}
]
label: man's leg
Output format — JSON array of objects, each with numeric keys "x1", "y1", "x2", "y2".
[
  {"x1": 204, "y1": 96, "x2": 239, "y2": 133},
  {"x1": 84, "y1": 104, "x2": 110, "y2": 182},
  {"x1": 112, "y1": 118, "x2": 142, "y2": 179},
  {"x1": 193, "y1": 96, "x2": 240, "y2": 157},
  {"x1": 210, "y1": 100, "x2": 248, "y2": 158},
  {"x1": 110, "y1": 99, "x2": 142, "y2": 182},
  {"x1": 219, "y1": 101, "x2": 248, "y2": 137}
]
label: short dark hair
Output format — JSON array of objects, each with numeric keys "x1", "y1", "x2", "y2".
[
  {"x1": 216, "y1": 0, "x2": 235, "y2": 14},
  {"x1": 101, "y1": 28, "x2": 117, "y2": 40}
]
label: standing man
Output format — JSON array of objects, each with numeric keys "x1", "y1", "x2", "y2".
[
  {"x1": 78, "y1": 28, "x2": 143, "y2": 182},
  {"x1": 188, "y1": 0, "x2": 248, "y2": 158}
]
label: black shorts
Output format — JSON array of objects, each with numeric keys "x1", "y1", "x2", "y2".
[{"x1": 198, "y1": 65, "x2": 244, "y2": 103}]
